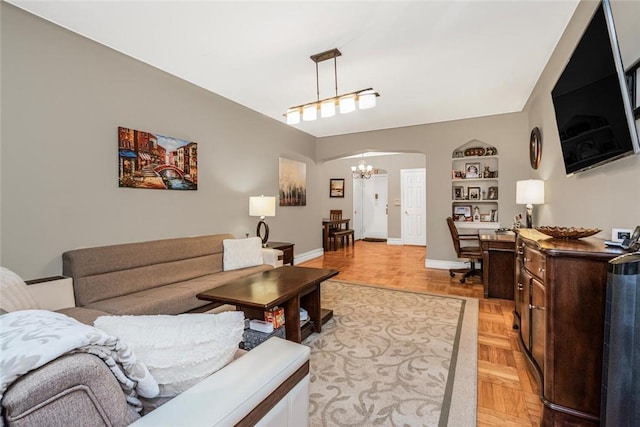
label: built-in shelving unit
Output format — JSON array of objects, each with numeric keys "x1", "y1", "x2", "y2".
[{"x1": 451, "y1": 140, "x2": 500, "y2": 229}]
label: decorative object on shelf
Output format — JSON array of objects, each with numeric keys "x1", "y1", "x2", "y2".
[
  {"x1": 484, "y1": 146, "x2": 498, "y2": 156},
  {"x1": 473, "y1": 207, "x2": 481, "y2": 222},
  {"x1": 516, "y1": 179, "x2": 544, "y2": 228},
  {"x1": 468, "y1": 187, "x2": 481, "y2": 200},
  {"x1": 329, "y1": 178, "x2": 345, "y2": 198},
  {"x1": 279, "y1": 157, "x2": 306, "y2": 206},
  {"x1": 535, "y1": 226, "x2": 601, "y2": 239},
  {"x1": 453, "y1": 205, "x2": 472, "y2": 220},
  {"x1": 490, "y1": 209, "x2": 498, "y2": 222},
  {"x1": 464, "y1": 163, "x2": 480, "y2": 178},
  {"x1": 453, "y1": 150, "x2": 464, "y2": 158},
  {"x1": 480, "y1": 214, "x2": 492, "y2": 222},
  {"x1": 529, "y1": 127, "x2": 542, "y2": 169},
  {"x1": 284, "y1": 48, "x2": 379, "y2": 124},
  {"x1": 464, "y1": 147, "x2": 486, "y2": 157},
  {"x1": 453, "y1": 186, "x2": 464, "y2": 200},
  {"x1": 351, "y1": 158, "x2": 374, "y2": 179},
  {"x1": 487, "y1": 186, "x2": 498, "y2": 200},
  {"x1": 452, "y1": 170, "x2": 464, "y2": 179},
  {"x1": 249, "y1": 195, "x2": 276, "y2": 246},
  {"x1": 118, "y1": 126, "x2": 198, "y2": 191}
]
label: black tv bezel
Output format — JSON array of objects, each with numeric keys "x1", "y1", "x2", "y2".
[{"x1": 551, "y1": 0, "x2": 640, "y2": 177}]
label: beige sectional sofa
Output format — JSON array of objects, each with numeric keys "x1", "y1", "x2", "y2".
[
  {"x1": 61, "y1": 233, "x2": 279, "y2": 320},
  {"x1": 1, "y1": 234, "x2": 310, "y2": 427}
]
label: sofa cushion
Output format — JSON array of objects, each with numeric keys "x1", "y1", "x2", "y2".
[
  {"x1": 94, "y1": 312, "x2": 245, "y2": 412},
  {"x1": 0, "y1": 267, "x2": 39, "y2": 312},
  {"x1": 223, "y1": 237, "x2": 263, "y2": 271},
  {"x1": 84, "y1": 265, "x2": 272, "y2": 315}
]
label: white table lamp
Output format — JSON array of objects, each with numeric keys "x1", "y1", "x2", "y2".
[
  {"x1": 249, "y1": 195, "x2": 276, "y2": 246},
  {"x1": 516, "y1": 180, "x2": 545, "y2": 228}
]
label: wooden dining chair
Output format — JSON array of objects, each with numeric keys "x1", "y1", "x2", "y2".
[{"x1": 328, "y1": 210, "x2": 354, "y2": 250}]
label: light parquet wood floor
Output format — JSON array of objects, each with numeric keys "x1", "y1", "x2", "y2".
[{"x1": 300, "y1": 240, "x2": 542, "y2": 426}]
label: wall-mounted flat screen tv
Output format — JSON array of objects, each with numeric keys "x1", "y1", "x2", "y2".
[{"x1": 551, "y1": 0, "x2": 639, "y2": 176}]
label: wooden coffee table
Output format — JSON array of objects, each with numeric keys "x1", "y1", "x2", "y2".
[{"x1": 196, "y1": 266, "x2": 338, "y2": 343}]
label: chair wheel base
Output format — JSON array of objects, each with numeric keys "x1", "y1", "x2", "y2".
[{"x1": 449, "y1": 272, "x2": 455, "y2": 278}]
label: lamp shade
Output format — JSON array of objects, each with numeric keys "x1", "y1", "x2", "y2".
[
  {"x1": 339, "y1": 94, "x2": 356, "y2": 114},
  {"x1": 249, "y1": 196, "x2": 276, "y2": 217},
  {"x1": 516, "y1": 180, "x2": 545, "y2": 205},
  {"x1": 320, "y1": 99, "x2": 336, "y2": 117},
  {"x1": 302, "y1": 104, "x2": 317, "y2": 121},
  {"x1": 286, "y1": 108, "x2": 300, "y2": 125},
  {"x1": 358, "y1": 89, "x2": 377, "y2": 109}
]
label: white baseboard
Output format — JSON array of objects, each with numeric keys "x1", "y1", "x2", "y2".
[
  {"x1": 425, "y1": 259, "x2": 468, "y2": 270},
  {"x1": 386, "y1": 238, "x2": 402, "y2": 245},
  {"x1": 294, "y1": 248, "x2": 324, "y2": 264}
]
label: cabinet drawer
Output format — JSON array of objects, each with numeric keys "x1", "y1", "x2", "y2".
[{"x1": 523, "y1": 245, "x2": 545, "y2": 281}]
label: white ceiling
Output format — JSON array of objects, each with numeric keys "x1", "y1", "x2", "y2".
[{"x1": 9, "y1": 0, "x2": 583, "y2": 138}]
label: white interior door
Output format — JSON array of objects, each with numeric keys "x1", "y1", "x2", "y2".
[
  {"x1": 362, "y1": 174, "x2": 388, "y2": 239},
  {"x1": 401, "y1": 168, "x2": 426, "y2": 245},
  {"x1": 352, "y1": 178, "x2": 363, "y2": 240}
]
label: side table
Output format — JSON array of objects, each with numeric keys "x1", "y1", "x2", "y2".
[{"x1": 266, "y1": 242, "x2": 294, "y2": 265}]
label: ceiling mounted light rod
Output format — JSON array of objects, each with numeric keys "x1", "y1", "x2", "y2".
[{"x1": 285, "y1": 48, "x2": 379, "y2": 125}]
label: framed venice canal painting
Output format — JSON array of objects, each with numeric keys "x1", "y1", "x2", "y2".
[{"x1": 118, "y1": 127, "x2": 197, "y2": 190}]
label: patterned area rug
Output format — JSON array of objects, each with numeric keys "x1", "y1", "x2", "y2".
[{"x1": 304, "y1": 280, "x2": 478, "y2": 427}]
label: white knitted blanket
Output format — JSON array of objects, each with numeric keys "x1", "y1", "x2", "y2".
[{"x1": 0, "y1": 310, "x2": 159, "y2": 425}]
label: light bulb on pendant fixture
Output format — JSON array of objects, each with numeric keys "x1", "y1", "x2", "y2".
[
  {"x1": 320, "y1": 99, "x2": 336, "y2": 118},
  {"x1": 302, "y1": 104, "x2": 317, "y2": 121},
  {"x1": 339, "y1": 94, "x2": 356, "y2": 114}
]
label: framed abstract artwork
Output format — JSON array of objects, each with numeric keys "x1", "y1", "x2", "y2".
[{"x1": 279, "y1": 158, "x2": 306, "y2": 206}]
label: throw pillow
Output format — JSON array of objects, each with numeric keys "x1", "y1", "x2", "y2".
[
  {"x1": 223, "y1": 237, "x2": 263, "y2": 271},
  {"x1": 0, "y1": 267, "x2": 39, "y2": 312},
  {"x1": 94, "y1": 311, "x2": 245, "y2": 412}
]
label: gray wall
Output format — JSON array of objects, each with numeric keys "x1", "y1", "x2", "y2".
[
  {"x1": 1, "y1": 3, "x2": 318, "y2": 279},
  {"x1": 523, "y1": 0, "x2": 640, "y2": 234},
  {"x1": 316, "y1": 114, "x2": 531, "y2": 263},
  {"x1": 3, "y1": 1, "x2": 639, "y2": 279},
  {"x1": 318, "y1": 154, "x2": 425, "y2": 239}
]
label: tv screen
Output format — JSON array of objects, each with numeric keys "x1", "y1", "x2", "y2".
[{"x1": 551, "y1": 0, "x2": 639, "y2": 176}]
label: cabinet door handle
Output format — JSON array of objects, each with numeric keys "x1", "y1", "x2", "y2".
[
  {"x1": 539, "y1": 267, "x2": 545, "y2": 273},
  {"x1": 529, "y1": 304, "x2": 545, "y2": 310},
  {"x1": 517, "y1": 283, "x2": 524, "y2": 291},
  {"x1": 524, "y1": 257, "x2": 532, "y2": 262}
]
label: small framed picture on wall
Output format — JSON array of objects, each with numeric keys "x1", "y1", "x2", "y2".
[{"x1": 330, "y1": 178, "x2": 345, "y2": 198}]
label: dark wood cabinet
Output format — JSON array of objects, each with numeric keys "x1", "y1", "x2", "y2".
[
  {"x1": 266, "y1": 242, "x2": 294, "y2": 265},
  {"x1": 514, "y1": 229, "x2": 624, "y2": 426},
  {"x1": 480, "y1": 232, "x2": 516, "y2": 299}
]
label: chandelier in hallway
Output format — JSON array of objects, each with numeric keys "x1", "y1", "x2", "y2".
[{"x1": 351, "y1": 159, "x2": 374, "y2": 179}]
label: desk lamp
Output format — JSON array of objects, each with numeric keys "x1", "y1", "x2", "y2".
[
  {"x1": 249, "y1": 195, "x2": 276, "y2": 247},
  {"x1": 516, "y1": 180, "x2": 545, "y2": 228}
]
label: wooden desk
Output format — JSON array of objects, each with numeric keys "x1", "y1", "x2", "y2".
[
  {"x1": 480, "y1": 232, "x2": 516, "y2": 299},
  {"x1": 322, "y1": 218, "x2": 350, "y2": 251}
]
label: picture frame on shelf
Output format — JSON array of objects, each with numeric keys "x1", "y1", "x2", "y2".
[
  {"x1": 491, "y1": 209, "x2": 498, "y2": 222},
  {"x1": 464, "y1": 163, "x2": 480, "y2": 178},
  {"x1": 453, "y1": 186, "x2": 464, "y2": 200},
  {"x1": 453, "y1": 205, "x2": 472, "y2": 219},
  {"x1": 452, "y1": 170, "x2": 464, "y2": 179},
  {"x1": 487, "y1": 186, "x2": 498, "y2": 200},
  {"x1": 468, "y1": 187, "x2": 481, "y2": 200},
  {"x1": 329, "y1": 178, "x2": 345, "y2": 198},
  {"x1": 480, "y1": 214, "x2": 492, "y2": 222}
]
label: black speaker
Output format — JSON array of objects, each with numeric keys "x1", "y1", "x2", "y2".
[{"x1": 601, "y1": 252, "x2": 640, "y2": 426}]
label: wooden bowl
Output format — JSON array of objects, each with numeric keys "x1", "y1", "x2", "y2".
[{"x1": 535, "y1": 226, "x2": 601, "y2": 239}]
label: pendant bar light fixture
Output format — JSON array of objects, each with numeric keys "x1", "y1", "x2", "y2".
[{"x1": 285, "y1": 48, "x2": 379, "y2": 125}]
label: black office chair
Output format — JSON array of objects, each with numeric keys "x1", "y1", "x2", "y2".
[{"x1": 446, "y1": 217, "x2": 482, "y2": 284}]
